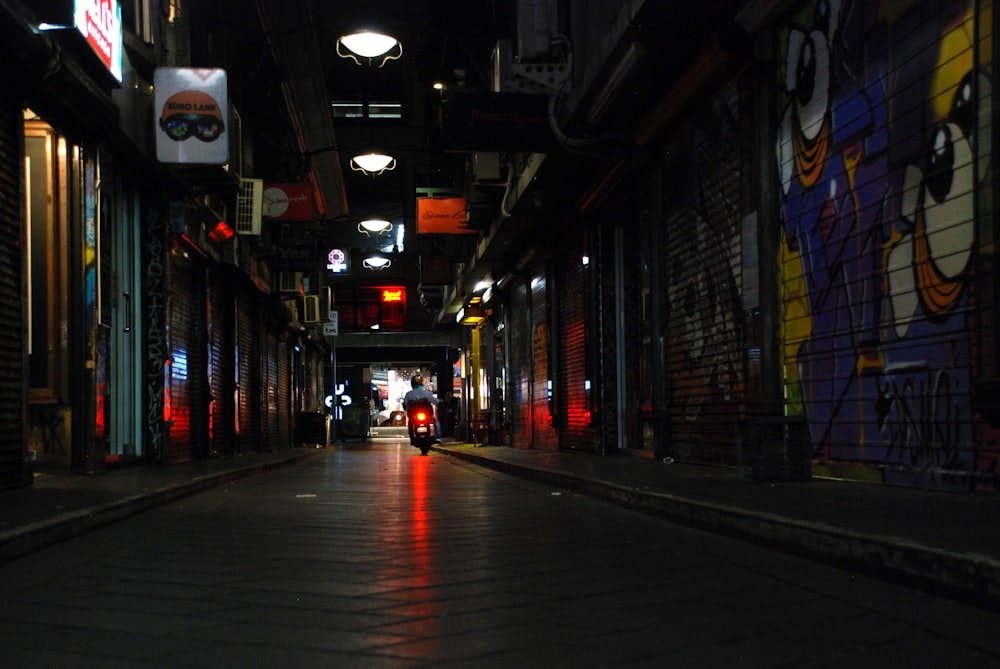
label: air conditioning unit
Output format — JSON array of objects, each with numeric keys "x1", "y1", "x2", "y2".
[
  {"x1": 301, "y1": 295, "x2": 320, "y2": 323},
  {"x1": 277, "y1": 271, "x2": 301, "y2": 293},
  {"x1": 235, "y1": 178, "x2": 263, "y2": 236}
]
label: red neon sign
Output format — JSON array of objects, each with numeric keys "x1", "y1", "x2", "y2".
[{"x1": 381, "y1": 288, "x2": 404, "y2": 303}]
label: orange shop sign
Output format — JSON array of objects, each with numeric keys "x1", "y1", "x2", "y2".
[{"x1": 416, "y1": 197, "x2": 473, "y2": 234}]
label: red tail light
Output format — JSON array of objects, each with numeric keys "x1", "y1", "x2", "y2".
[{"x1": 416, "y1": 411, "x2": 428, "y2": 422}]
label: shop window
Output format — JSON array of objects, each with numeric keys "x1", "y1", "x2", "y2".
[
  {"x1": 25, "y1": 116, "x2": 74, "y2": 403},
  {"x1": 122, "y1": 0, "x2": 153, "y2": 43}
]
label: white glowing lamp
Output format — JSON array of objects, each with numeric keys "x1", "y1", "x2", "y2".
[
  {"x1": 350, "y1": 153, "x2": 396, "y2": 175},
  {"x1": 337, "y1": 32, "x2": 402, "y2": 66},
  {"x1": 358, "y1": 219, "x2": 393, "y2": 234}
]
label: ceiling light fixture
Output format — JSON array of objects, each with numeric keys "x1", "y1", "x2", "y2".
[
  {"x1": 363, "y1": 255, "x2": 392, "y2": 270},
  {"x1": 337, "y1": 31, "x2": 402, "y2": 67},
  {"x1": 358, "y1": 219, "x2": 393, "y2": 235},
  {"x1": 350, "y1": 152, "x2": 396, "y2": 175}
]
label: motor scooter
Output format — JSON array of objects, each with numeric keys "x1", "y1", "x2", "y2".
[{"x1": 406, "y1": 399, "x2": 437, "y2": 455}]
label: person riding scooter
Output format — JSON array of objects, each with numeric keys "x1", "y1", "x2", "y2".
[{"x1": 403, "y1": 375, "x2": 440, "y2": 444}]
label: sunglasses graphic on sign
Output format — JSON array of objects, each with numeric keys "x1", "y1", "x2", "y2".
[{"x1": 159, "y1": 91, "x2": 225, "y2": 142}]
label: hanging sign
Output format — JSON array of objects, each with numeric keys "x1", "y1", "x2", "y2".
[
  {"x1": 326, "y1": 248, "x2": 350, "y2": 274},
  {"x1": 263, "y1": 183, "x2": 314, "y2": 220},
  {"x1": 154, "y1": 68, "x2": 229, "y2": 165},
  {"x1": 443, "y1": 92, "x2": 556, "y2": 151},
  {"x1": 74, "y1": 0, "x2": 123, "y2": 82},
  {"x1": 416, "y1": 197, "x2": 474, "y2": 234}
]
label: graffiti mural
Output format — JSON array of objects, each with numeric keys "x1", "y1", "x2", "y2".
[
  {"x1": 776, "y1": 0, "x2": 995, "y2": 486},
  {"x1": 145, "y1": 210, "x2": 166, "y2": 461},
  {"x1": 664, "y1": 85, "x2": 745, "y2": 463}
]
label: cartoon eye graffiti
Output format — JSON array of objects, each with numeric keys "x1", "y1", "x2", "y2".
[
  {"x1": 890, "y1": 110, "x2": 975, "y2": 337},
  {"x1": 776, "y1": 0, "x2": 842, "y2": 197},
  {"x1": 948, "y1": 73, "x2": 975, "y2": 139},
  {"x1": 795, "y1": 37, "x2": 816, "y2": 107},
  {"x1": 923, "y1": 124, "x2": 956, "y2": 205},
  {"x1": 921, "y1": 121, "x2": 974, "y2": 280},
  {"x1": 788, "y1": 29, "x2": 830, "y2": 144}
]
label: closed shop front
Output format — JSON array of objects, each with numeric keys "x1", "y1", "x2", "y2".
[
  {"x1": 662, "y1": 79, "x2": 746, "y2": 466},
  {"x1": 773, "y1": 0, "x2": 999, "y2": 488},
  {"x1": 276, "y1": 338, "x2": 292, "y2": 449},
  {"x1": 555, "y1": 234, "x2": 599, "y2": 453},
  {"x1": 530, "y1": 271, "x2": 558, "y2": 451},
  {"x1": 0, "y1": 87, "x2": 26, "y2": 486},
  {"x1": 507, "y1": 279, "x2": 533, "y2": 448},
  {"x1": 235, "y1": 285, "x2": 260, "y2": 452},
  {"x1": 207, "y1": 266, "x2": 236, "y2": 456},
  {"x1": 262, "y1": 329, "x2": 281, "y2": 452},
  {"x1": 166, "y1": 241, "x2": 207, "y2": 463}
]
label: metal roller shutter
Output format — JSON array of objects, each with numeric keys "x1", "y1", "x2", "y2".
[
  {"x1": 262, "y1": 330, "x2": 280, "y2": 452},
  {"x1": 0, "y1": 98, "x2": 25, "y2": 486},
  {"x1": 530, "y1": 272, "x2": 557, "y2": 450},
  {"x1": 235, "y1": 287, "x2": 259, "y2": 452},
  {"x1": 207, "y1": 268, "x2": 235, "y2": 455},
  {"x1": 663, "y1": 81, "x2": 744, "y2": 465},
  {"x1": 276, "y1": 339, "x2": 291, "y2": 449},
  {"x1": 557, "y1": 236, "x2": 598, "y2": 453},
  {"x1": 507, "y1": 280, "x2": 532, "y2": 447},
  {"x1": 166, "y1": 245, "x2": 206, "y2": 463}
]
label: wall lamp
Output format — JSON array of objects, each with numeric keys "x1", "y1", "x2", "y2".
[
  {"x1": 337, "y1": 31, "x2": 402, "y2": 67},
  {"x1": 207, "y1": 221, "x2": 235, "y2": 243},
  {"x1": 457, "y1": 304, "x2": 486, "y2": 326},
  {"x1": 350, "y1": 152, "x2": 396, "y2": 175}
]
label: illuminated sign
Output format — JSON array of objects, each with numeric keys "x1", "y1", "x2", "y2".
[
  {"x1": 381, "y1": 288, "x2": 404, "y2": 303},
  {"x1": 74, "y1": 0, "x2": 122, "y2": 82},
  {"x1": 326, "y1": 248, "x2": 349, "y2": 274},
  {"x1": 154, "y1": 68, "x2": 229, "y2": 165}
]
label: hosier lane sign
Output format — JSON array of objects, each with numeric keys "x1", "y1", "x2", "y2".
[{"x1": 154, "y1": 68, "x2": 229, "y2": 165}]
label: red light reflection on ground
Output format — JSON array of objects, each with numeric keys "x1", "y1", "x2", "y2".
[{"x1": 404, "y1": 454, "x2": 440, "y2": 624}]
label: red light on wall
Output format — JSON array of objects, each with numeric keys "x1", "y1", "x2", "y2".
[
  {"x1": 208, "y1": 221, "x2": 235, "y2": 242},
  {"x1": 381, "y1": 288, "x2": 404, "y2": 302}
]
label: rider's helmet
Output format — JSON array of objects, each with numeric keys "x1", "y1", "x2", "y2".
[{"x1": 411, "y1": 375, "x2": 424, "y2": 388}]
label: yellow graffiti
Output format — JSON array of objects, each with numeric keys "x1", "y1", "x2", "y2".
[
  {"x1": 930, "y1": 9, "x2": 976, "y2": 120},
  {"x1": 780, "y1": 234, "x2": 811, "y2": 413}
]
